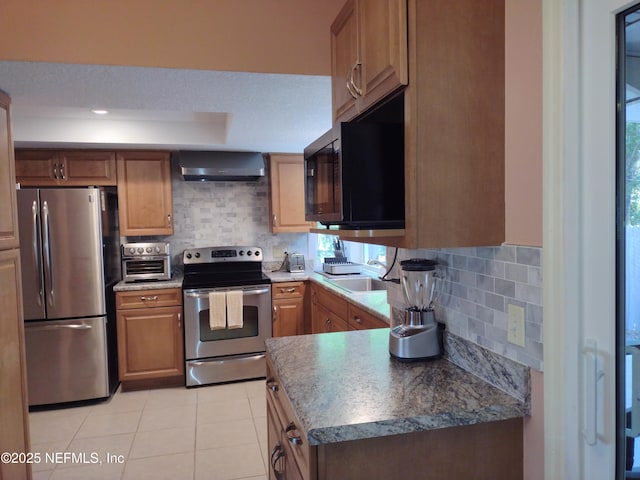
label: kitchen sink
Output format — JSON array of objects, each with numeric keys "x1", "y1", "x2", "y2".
[{"x1": 326, "y1": 276, "x2": 388, "y2": 293}]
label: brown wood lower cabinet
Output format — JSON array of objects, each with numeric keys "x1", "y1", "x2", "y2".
[
  {"x1": 272, "y1": 282, "x2": 307, "y2": 337},
  {"x1": 115, "y1": 288, "x2": 184, "y2": 389},
  {"x1": 311, "y1": 282, "x2": 387, "y2": 333},
  {"x1": 266, "y1": 355, "x2": 522, "y2": 480}
]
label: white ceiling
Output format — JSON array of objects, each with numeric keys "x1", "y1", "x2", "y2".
[{"x1": 0, "y1": 61, "x2": 333, "y2": 153}]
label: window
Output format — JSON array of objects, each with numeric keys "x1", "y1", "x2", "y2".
[{"x1": 309, "y1": 233, "x2": 388, "y2": 273}]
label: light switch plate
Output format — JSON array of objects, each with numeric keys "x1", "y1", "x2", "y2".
[{"x1": 507, "y1": 304, "x2": 526, "y2": 347}]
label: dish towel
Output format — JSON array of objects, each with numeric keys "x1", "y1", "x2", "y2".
[
  {"x1": 225, "y1": 290, "x2": 244, "y2": 329},
  {"x1": 208, "y1": 291, "x2": 226, "y2": 330}
]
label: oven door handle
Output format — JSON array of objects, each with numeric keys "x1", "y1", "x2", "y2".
[{"x1": 185, "y1": 287, "x2": 270, "y2": 298}]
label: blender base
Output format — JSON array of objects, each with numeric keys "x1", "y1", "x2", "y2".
[{"x1": 389, "y1": 322, "x2": 444, "y2": 362}]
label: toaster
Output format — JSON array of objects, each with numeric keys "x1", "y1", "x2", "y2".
[{"x1": 286, "y1": 253, "x2": 305, "y2": 273}]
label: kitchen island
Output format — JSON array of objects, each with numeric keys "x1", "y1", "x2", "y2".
[{"x1": 265, "y1": 328, "x2": 526, "y2": 479}]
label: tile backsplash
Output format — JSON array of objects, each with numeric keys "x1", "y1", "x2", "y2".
[
  {"x1": 156, "y1": 159, "x2": 309, "y2": 266},
  {"x1": 387, "y1": 245, "x2": 543, "y2": 371}
]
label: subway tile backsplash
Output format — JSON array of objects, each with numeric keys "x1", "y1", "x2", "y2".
[
  {"x1": 161, "y1": 159, "x2": 308, "y2": 266},
  {"x1": 387, "y1": 244, "x2": 543, "y2": 371}
]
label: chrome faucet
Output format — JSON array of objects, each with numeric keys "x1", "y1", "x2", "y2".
[{"x1": 367, "y1": 259, "x2": 387, "y2": 269}]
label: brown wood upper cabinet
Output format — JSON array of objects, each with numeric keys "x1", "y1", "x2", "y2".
[
  {"x1": 116, "y1": 151, "x2": 174, "y2": 236},
  {"x1": 15, "y1": 149, "x2": 117, "y2": 186},
  {"x1": 268, "y1": 154, "x2": 313, "y2": 233},
  {"x1": 331, "y1": 0, "x2": 408, "y2": 122}
]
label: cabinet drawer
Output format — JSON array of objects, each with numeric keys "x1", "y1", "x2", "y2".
[
  {"x1": 116, "y1": 288, "x2": 182, "y2": 309},
  {"x1": 313, "y1": 284, "x2": 348, "y2": 319},
  {"x1": 347, "y1": 304, "x2": 389, "y2": 330},
  {"x1": 272, "y1": 281, "x2": 305, "y2": 299},
  {"x1": 267, "y1": 357, "x2": 313, "y2": 479}
]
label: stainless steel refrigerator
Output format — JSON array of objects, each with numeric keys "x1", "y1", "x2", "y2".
[{"x1": 17, "y1": 187, "x2": 120, "y2": 406}]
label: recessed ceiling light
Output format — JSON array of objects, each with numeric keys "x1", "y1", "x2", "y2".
[{"x1": 91, "y1": 109, "x2": 109, "y2": 115}]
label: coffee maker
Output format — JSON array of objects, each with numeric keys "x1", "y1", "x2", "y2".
[{"x1": 389, "y1": 258, "x2": 444, "y2": 361}]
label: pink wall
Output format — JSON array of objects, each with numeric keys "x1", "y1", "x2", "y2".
[
  {"x1": 0, "y1": 0, "x2": 343, "y2": 75},
  {"x1": 505, "y1": 0, "x2": 543, "y2": 247},
  {"x1": 505, "y1": 1, "x2": 544, "y2": 478}
]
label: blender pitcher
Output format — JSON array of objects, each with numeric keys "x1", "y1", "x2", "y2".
[{"x1": 400, "y1": 258, "x2": 441, "y2": 326}]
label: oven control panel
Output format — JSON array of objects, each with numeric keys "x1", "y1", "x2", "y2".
[{"x1": 183, "y1": 246, "x2": 263, "y2": 264}]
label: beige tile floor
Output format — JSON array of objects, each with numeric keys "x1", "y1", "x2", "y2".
[{"x1": 29, "y1": 381, "x2": 268, "y2": 480}]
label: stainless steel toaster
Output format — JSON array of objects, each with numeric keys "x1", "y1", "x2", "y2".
[{"x1": 286, "y1": 253, "x2": 305, "y2": 273}]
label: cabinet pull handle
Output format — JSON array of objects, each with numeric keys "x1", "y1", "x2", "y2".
[
  {"x1": 325, "y1": 318, "x2": 331, "y2": 325},
  {"x1": 353, "y1": 316, "x2": 363, "y2": 324},
  {"x1": 270, "y1": 444, "x2": 285, "y2": 477},
  {"x1": 273, "y1": 214, "x2": 278, "y2": 227},
  {"x1": 267, "y1": 381, "x2": 279, "y2": 392},
  {"x1": 53, "y1": 163, "x2": 58, "y2": 180},
  {"x1": 60, "y1": 162, "x2": 65, "y2": 180},
  {"x1": 140, "y1": 295, "x2": 158, "y2": 301},
  {"x1": 281, "y1": 288, "x2": 295, "y2": 294},
  {"x1": 346, "y1": 66, "x2": 358, "y2": 99},
  {"x1": 177, "y1": 312, "x2": 181, "y2": 328},
  {"x1": 285, "y1": 423, "x2": 303, "y2": 446},
  {"x1": 349, "y1": 61, "x2": 363, "y2": 97},
  {"x1": 167, "y1": 214, "x2": 172, "y2": 228}
]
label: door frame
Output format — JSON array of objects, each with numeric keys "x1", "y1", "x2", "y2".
[{"x1": 543, "y1": 0, "x2": 638, "y2": 478}]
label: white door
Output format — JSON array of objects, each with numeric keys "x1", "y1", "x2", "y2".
[{"x1": 545, "y1": 1, "x2": 639, "y2": 478}]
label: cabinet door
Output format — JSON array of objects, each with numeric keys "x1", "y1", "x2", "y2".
[
  {"x1": 116, "y1": 305, "x2": 184, "y2": 381},
  {"x1": 348, "y1": 303, "x2": 388, "y2": 330},
  {"x1": 313, "y1": 302, "x2": 350, "y2": 334},
  {"x1": 273, "y1": 297, "x2": 304, "y2": 337},
  {"x1": 358, "y1": 0, "x2": 408, "y2": 112},
  {"x1": 14, "y1": 149, "x2": 58, "y2": 186},
  {"x1": 0, "y1": 249, "x2": 31, "y2": 480},
  {"x1": 331, "y1": 0, "x2": 359, "y2": 122},
  {"x1": 269, "y1": 154, "x2": 313, "y2": 233},
  {"x1": 117, "y1": 151, "x2": 173, "y2": 236},
  {"x1": 59, "y1": 151, "x2": 117, "y2": 186},
  {"x1": 0, "y1": 92, "x2": 19, "y2": 250}
]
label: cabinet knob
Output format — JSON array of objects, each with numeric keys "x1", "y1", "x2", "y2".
[
  {"x1": 285, "y1": 422, "x2": 303, "y2": 446},
  {"x1": 267, "y1": 381, "x2": 279, "y2": 392}
]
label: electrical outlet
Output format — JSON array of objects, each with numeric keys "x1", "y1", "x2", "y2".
[
  {"x1": 272, "y1": 246, "x2": 287, "y2": 258},
  {"x1": 507, "y1": 304, "x2": 526, "y2": 347}
]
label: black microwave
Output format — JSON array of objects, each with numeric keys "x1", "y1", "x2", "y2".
[{"x1": 303, "y1": 120, "x2": 405, "y2": 229}]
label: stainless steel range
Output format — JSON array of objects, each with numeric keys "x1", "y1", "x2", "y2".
[{"x1": 182, "y1": 246, "x2": 272, "y2": 386}]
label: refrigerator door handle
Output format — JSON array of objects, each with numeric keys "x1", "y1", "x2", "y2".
[
  {"x1": 31, "y1": 200, "x2": 44, "y2": 306},
  {"x1": 42, "y1": 200, "x2": 54, "y2": 306}
]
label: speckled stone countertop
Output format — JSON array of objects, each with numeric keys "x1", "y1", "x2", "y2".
[
  {"x1": 113, "y1": 274, "x2": 183, "y2": 292},
  {"x1": 267, "y1": 269, "x2": 390, "y2": 324},
  {"x1": 265, "y1": 328, "x2": 527, "y2": 446}
]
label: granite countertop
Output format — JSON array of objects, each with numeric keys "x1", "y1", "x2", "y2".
[
  {"x1": 266, "y1": 269, "x2": 391, "y2": 324},
  {"x1": 265, "y1": 328, "x2": 527, "y2": 446},
  {"x1": 113, "y1": 273, "x2": 183, "y2": 292}
]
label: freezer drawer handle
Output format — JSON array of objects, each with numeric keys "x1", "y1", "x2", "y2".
[{"x1": 26, "y1": 324, "x2": 93, "y2": 332}]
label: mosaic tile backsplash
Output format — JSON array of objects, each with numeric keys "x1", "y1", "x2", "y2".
[{"x1": 387, "y1": 245, "x2": 543, "y2": 371}]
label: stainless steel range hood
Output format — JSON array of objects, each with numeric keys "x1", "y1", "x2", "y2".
[{"x1": 175, "y1": 151, "x2": 265, "y2": 181}]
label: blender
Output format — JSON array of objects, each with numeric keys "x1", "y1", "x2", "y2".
[{"x1": 389, "y1": 258, "x2": 444, "y2": 361}]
